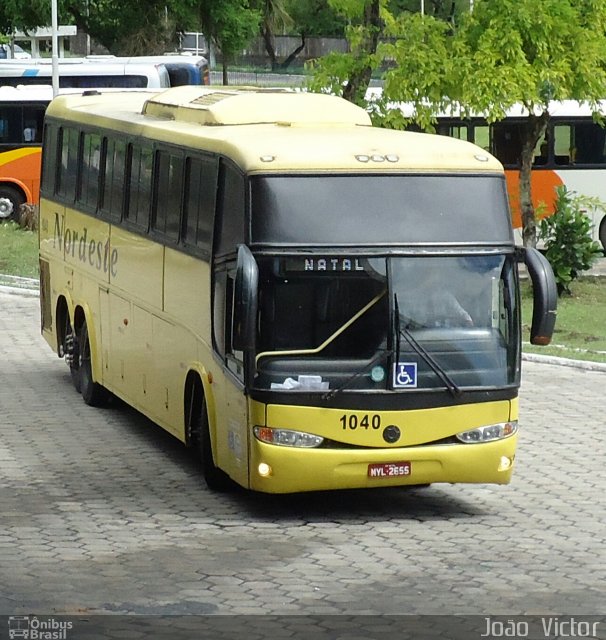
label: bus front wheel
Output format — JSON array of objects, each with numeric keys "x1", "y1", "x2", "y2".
[
  {"x1": 77, "y1": 321, "x2": 108, "y2": 407},
  {"x1": 0, "y1": 185, "x2": 25, "y2": 222},
  {"x1": 193, "y1": 394, "x2": 232, "y2": 491},
  {"x1": 599, "y1": 216, "x2": 606, "y2": 254}
]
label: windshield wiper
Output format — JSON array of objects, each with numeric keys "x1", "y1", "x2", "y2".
[{"x1": 394, "y1": 293, "x2": 462, "y2": 398}]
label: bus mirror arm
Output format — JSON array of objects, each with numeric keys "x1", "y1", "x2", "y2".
[
  {"x1": 233, "y1": 244, "x2": 259, "y2": 354},
  {"x1": 520, "y1": 247, "x2": 557, "y2": 345}
]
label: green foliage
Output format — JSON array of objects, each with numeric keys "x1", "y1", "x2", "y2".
[
  {"x1": 538, "y1": 186, "x2": 604, "y2": 296},
  {"x1": 285, "y1": 0, "x2": 347, "y2": 36},
  {"x1": 0, "y1": 222, "x2": 39, "y2": 279},
  {"x1": 307, "y1": 0, "x2": 386, "y2": 102},
  {"x1": 521, "y1": 278, "x2": 606, "y2": 364}
]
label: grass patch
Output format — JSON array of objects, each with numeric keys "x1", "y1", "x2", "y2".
[
  {"x1": 521, "y1": 278, "x2": 606, "y2": 364},
  {"x1": 0, "y1": 222, "x2": 39, "y2": 279}
]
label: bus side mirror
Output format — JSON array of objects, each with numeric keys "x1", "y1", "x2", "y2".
[
  {"x1": 233, "y1": 244, "x2": 258, "y2": 352},
  {"x1": 522, "y1": 247, "x2": 557, "y2": 345}
]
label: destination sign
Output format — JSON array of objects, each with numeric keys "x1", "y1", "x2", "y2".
[{"x1": 283, "y1": 257, "x2": 366, "y2": 273}]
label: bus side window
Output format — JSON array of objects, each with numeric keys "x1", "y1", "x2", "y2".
[
  {"x1": 22, "y1": 105, "x2": 46, "y2": 143},
  {"x1": 214, "y1": 161, "x2": 245, "y2": 258},
  {"x1": 0, "y1": 105, "x2": 20, "y2": 142},
  {"x1": 213, "y1": 161, "x2": 246, "y2": 369},
  {"x1": 40, "y1": 123, "x2": 59, "y2": 195},
  {"x1": 568, "y1": 122, "x2": 606, "y2": 165},
  {"x1": 473, "y1": 125, "x2": 490, "y2": 151},
  {"x1": 152, "y1": 149, "x2": 183, "y2": 242},
  {"x1": 125, "y1": 143, "x2": 153, "y2": 230},
  {"x1": 533, "y1": 131, "x2": 549, "y2": 166},
  {"x1": 79, "y1": 132, "x2": 102, "y2": 212},
  {"x1": 57, "y1": 126, "x2": 80, "y2": 202},
  {"x1": 182, "y1": 155, "x2": 218, "y2": 256},
  {"x1": 491, "y1": 122, "x2": 523, "y2": 166},
  {"x1": 437, "y1": 123, "x2": 468, "y2": 140},
  {"x1": 554, "y1": 124, "x2": 572, "y2": 165},
  {"x1": 100, "y1": 137, "x2": 127, "y2": 221},
  {"x1": 469, "y1": 124, "x2": 490, "y2": 151}
]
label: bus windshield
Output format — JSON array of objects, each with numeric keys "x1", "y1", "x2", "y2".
[
  {"x1": 254, "y1": 254, "x2": 519, "y2": 392},
  {"x1": 250, "y1": 174, "x2": 513, "y2": 246}
]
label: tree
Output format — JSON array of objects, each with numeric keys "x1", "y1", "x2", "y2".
[
  {"x1": 309, "y1": 0, "x2": 606, "y2": 247},
  {"x1": 446, "y1": 0, "x2": 606, "y2": 247},
  {"x1": 0, "y1": 0, "x2": 191, "y2": 54},
  {"x1": 307, "y1": 0, "x2": 385, "y2": 106},
  {"x1": 252, "y1": 0, "x2": 299, "y2": 71},
  {"x1": 285, "y1": 0, "x2": 347, "y2": 38},
  {"x1": 193, "y1": 0, "x2": 260, "y2": 84}
]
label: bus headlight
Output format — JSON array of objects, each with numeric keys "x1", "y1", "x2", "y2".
[
  {"x1": 456, "y1": 421, "x2": 518, "y2": 443},
  {"x1": 254, "y1": 426, "x2": 324, "y2": 448}
]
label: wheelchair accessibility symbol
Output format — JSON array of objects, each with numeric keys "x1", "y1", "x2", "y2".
[{"x1": 393, "y1": 362, "x2": 417, "y2": 388}]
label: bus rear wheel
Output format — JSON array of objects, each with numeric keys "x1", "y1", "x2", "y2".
[
  {"x1": 192, "y1": 393, "x2": 232, "y2": 491},
  {"x1": 65, "y1": 322, "x2": 82, "y2": 394},
  {"x1": 0, "y1": 185, "x2": 25, "y2": 222},
  {"x1": 77, "y1": 321, "x2": 108, "y2": 407}
]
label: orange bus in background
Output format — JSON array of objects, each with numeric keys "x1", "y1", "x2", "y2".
[
  {"x1": 0, "y1": 85, "x2": 48, "y2": 221},
  {"x1": 432, "y1": 101, "x2": 606, "y2": 252}
]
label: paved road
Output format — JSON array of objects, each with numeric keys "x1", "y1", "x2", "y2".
[{"x1": 0, "y1": 293, "x2": 604, "y2": 621}]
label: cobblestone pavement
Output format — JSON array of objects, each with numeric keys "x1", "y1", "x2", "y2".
[{"x1": 0, "y1": 292, "x2": 604, "y2": 618}]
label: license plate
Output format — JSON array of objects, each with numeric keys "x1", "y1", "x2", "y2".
[{"x1": 368, "y1": 461, "x2": 411, "y2": 478}]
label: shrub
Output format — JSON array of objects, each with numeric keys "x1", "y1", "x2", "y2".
[{"x1": 539, "y1": 186, "x2": 603, "y2": 296}]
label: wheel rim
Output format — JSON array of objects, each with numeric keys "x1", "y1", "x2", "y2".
[{"x1": 0, "y1": 197, "x2": 13, "y2": 219}]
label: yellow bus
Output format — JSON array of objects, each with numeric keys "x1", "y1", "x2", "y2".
[{"x1": 38, "y1": 87, "x2": 557, "y2": 494}]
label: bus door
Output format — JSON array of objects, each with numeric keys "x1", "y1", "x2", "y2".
[{"x1": 211, "y1": 261, "x2": 250, "y2": 487}]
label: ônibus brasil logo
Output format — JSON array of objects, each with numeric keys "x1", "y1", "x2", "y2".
[{"x1": 8, "y1": 616, "x2": 73, "y2": 640}]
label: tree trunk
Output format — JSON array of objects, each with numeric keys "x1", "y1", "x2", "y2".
[
  {"x1": 342, "y1": 0, "x2": 381, "y2": 106},
  {"x1": 222, "y1": 59, "x2": 229, "y2": 86},
  {"x1": 277, "y1": 35, "x2": 306, "y2": 70},
  {"x1": 520, "y1": 110, "x2": 549, "y2": 247},
  {"x1": 262, "y1": 25, "x2": 278, "y2": 70}
]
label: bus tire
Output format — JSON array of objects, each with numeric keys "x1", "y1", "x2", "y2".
[
  {"x1": 78, "y1": 321, "x2": 108, "y2": 407},
  {"x1": 0, "y1": 185, "x2": 25, "y2": 222},
  {"x1": 66, "y1": 323, "x2": 82, "y2": 394},
  {"x1": 194, "y1": 394, "x2": 232, "y2": 491},
  {"x1": 599, "y1": 217, "x2": 606, "y2": 254}
]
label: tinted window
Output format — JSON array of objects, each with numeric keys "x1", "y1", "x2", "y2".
[
  {"x1": 554, "y1": 121, "x2": 606, "y2": 165},
  {"x1": 100, "y1": 138, "x2": 127, "y2": 221},
  {"x1": 153, "y1": 150, "x2": 183, "y2": 241},
  {"x1": 251, "y1": 175, "x2": 513, "y2": 246},
  {"x1": 214, "y1": 162, "x2": 245, "y2": 256},
  {"x1": 79, "y1": 132, "x2": 101, "y2": 211},
  {"x1": 183, "y1": 155, "x2": 218, "y2": 254},
  {"x1": 57, "y1": 127, "x2": 79, "y2": 201},
  {"x1": 125, "y1": 144, "x2": 153, "y2": 229},
  {"x1": 41, "y1": 123, "x2": 58, "y2": 195},
  {"x1": 0, "y1": 103, "x2": 45, "y2": 144}
]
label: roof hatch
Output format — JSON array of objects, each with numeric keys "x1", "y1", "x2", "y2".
[{"x1": 142, "y1": 86, "x2": 372, "y2": 126}]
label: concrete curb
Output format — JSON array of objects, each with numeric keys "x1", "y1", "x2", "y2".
[
  {"x1": 522, "y1": 352, "x2": 606, "y2": 372},
  {"x1": 0, "y1": 277, "x2": 39, "y2": 298},
  {"x1": 0, "y1": 285, "x2": 39, "y2": 297}
]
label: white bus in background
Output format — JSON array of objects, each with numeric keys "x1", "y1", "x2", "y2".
[
  {"x1": 0, "y1": 58, "x2": 170, "y2": 88},
  {"x1": 85, "y1": 54, "x2": 211, "y2": 86}
]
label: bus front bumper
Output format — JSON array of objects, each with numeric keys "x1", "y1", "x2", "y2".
[{"x1": 248, "y1": 434, "x2": 518, "y2": 494}]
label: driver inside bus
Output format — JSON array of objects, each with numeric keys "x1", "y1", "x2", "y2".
[{"x1": 393, "y1": 260, "x2": 474, "y2": 329}]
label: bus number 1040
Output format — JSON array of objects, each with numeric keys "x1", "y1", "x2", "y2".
[{"x1": 340, "y1": 414, "x2": 381, "y2": 430}]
